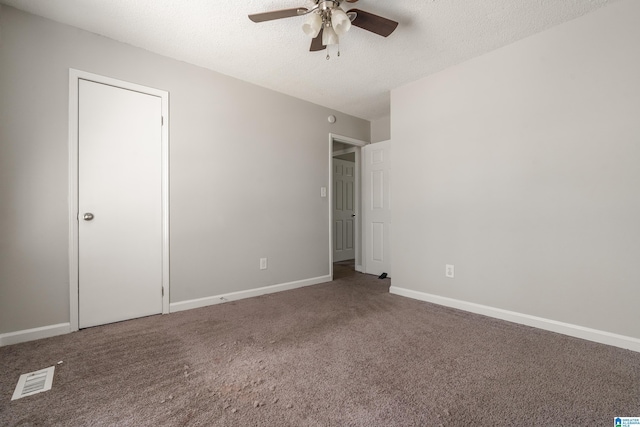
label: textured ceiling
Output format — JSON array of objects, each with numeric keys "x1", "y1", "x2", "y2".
[{"x1": 1, "y1": 0, "x2": 616, "y2": 120}]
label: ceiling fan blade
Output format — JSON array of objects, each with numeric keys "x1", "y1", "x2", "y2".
[
  {"x1": 345, "y1": 0, "x2": 359, "y2": 2},
  {"x1": 249, "y1": 8, "x2": 308, "y2": 23},
  {"x1": 310, "y1": 28, "x2": 326, "y2": 51},
  {"x1": 347, "y1": 9, "x2": 398, "y2": 37}
]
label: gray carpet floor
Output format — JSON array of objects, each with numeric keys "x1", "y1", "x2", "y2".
[{"x1": 1, "y1": 262, "x2": 639, "y2": 426}]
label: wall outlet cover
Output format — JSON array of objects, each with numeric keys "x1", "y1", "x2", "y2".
[{"x1": 446, "y1": 264, "x2": 455, "y2": 278}]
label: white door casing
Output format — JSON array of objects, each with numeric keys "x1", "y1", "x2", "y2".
[
  {"x1": 333, "y1": 158, "x2": 356, "y2": 262},
  {"x1": 363, "y1": 140, "x2": 391, "y2": 277},
  {"x1": 69, "y1": 70, "x2": 169, "y2": 330}
]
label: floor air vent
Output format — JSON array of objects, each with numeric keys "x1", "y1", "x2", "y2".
[{"x1": 11, "y1": 366, "x2": 55, "y2": 401}]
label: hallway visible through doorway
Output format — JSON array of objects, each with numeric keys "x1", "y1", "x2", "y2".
[{"x1": 333, "y1": 259, "x2": 356, "y2": 280}]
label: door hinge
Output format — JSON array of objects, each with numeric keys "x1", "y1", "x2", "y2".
[
  {"x1": 162, "y1": 287, "x2": 164, "y2": 297},
  {"x1": 161, "y1": 116, "x2": 164, "y2": 126}
]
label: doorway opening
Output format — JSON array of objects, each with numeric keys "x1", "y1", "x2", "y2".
[{"x1": 329, "y1": 133, "x2": 366, "y2": 280}]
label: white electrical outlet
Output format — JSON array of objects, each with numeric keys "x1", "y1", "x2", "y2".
[
  {"x1": 320, "y1": 187, "x2": 327, "y2": 198},
  {"x1": 260, "y1": 258, "x2": 268, "y2": 270},
  {"x1": 446, "y1": 264, "x2": 454, "y2": 278}
]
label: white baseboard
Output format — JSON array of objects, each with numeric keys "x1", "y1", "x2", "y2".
[
  {"x1": 355, "y1": 264, "x2": 364, "y2": 273},
  {"x1": 389, "y1": 286, "x2": 640, "y2": 353},
  {"x1": 0, "y1": 323, "x2": 71, "y2": 347},
  {"x1": 170, "y1": 275, "x2": 332, "y2": 313},
  {"x1": 0, "y1": 276, "x2": 331, "y2": 346}
]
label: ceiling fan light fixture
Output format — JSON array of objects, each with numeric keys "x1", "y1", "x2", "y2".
[
  {"x1": 331, "y1": 8, "x2": 351, "y2": 36},
  {"x1": 322, "y1": 24, "x2": 339, "y2": 45},
  {"x1": 249, "y1": 2, "x2": 399, "y2": 56},
  {"x1": 302, "y1": 12, "x2": 322, "y2": 38}
]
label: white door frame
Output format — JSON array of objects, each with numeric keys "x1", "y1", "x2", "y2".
[
  {"x1": 328, "y1": 133, "x2": 367, "y2": 279},
  {"x1": 68, "y1": 69, "x2": 170, "y2": 332}
]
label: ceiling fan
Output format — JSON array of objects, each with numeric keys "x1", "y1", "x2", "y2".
[{"x1": 248, "y1": 1, "x2": 398, "y2": 58}]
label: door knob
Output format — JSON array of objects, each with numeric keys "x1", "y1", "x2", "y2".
[
  {"x1": 83, "y1": 213, "x2": 94, "y2": 221},
  {"x1": 351, "y1": 214, "x2": 356, "y2": 217}
]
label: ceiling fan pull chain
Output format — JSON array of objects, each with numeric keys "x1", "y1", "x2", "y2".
[{"x1": 326, "y1": 43, "x2": 340, "y2": 60}]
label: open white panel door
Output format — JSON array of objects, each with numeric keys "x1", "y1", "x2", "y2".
[{"x1": 363, "y1": 140, "x2": 391, "y2": 277}]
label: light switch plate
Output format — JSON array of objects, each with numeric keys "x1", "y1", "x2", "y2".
[{"x1": 321, "y1": 187, "x2": 327, "y2": 197}]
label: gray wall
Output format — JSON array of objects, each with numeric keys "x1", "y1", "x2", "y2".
[
  {"x1": 0, "y1": 6, "x2": 370, "y2": 334},
  {"x1": 370, "y1": 115, "x2": 390, "y2": 143},
  {"x1": 332, "y1": 141, "x2": 347, "y2": 152},
  {"x1": 391, "y1": 0, "x2": 640, "y2": 339},
  {"x1": 334, "y1": 153, "x2": 355, "y2": 162}
]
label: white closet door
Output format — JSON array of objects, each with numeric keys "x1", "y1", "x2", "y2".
[
  {"x1": 78, "y1": 79, "x2": 163, "y2": 328},
  {"x1": 333, "y1": 158, "x2": 356, "y2": 262}
]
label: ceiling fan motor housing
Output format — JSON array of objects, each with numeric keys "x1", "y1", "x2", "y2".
[{"x1": 317, "y1": 0, "x2": 340, "y2": 11}]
